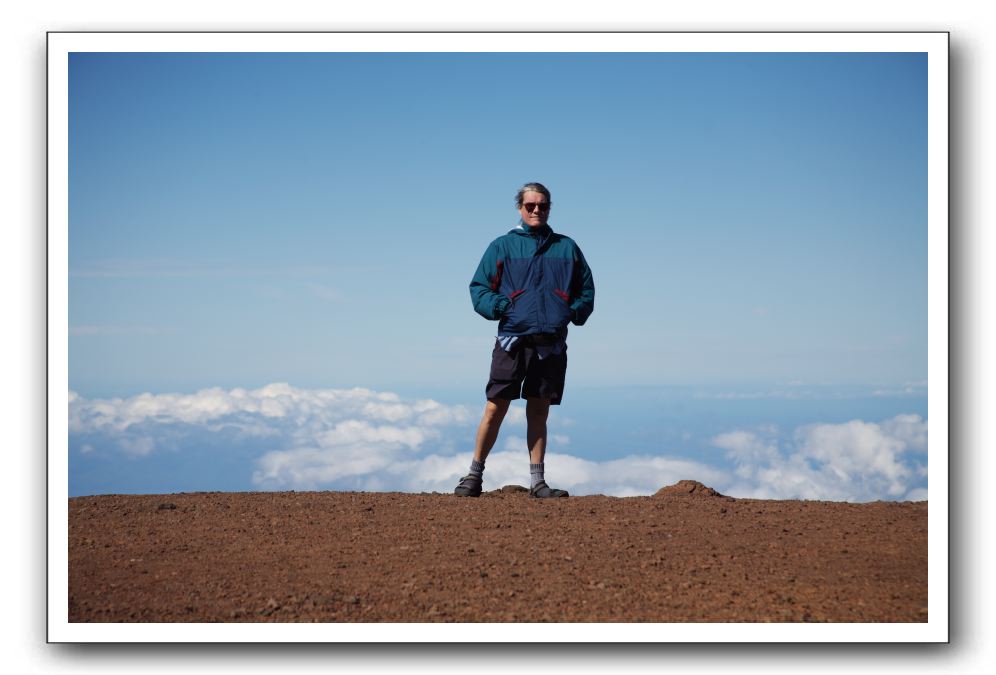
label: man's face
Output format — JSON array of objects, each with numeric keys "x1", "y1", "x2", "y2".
[{"x1": 518, "y1": 190, "x2": 551, "y2": 228}]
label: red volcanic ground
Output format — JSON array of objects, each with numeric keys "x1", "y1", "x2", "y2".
[{"x1": 68, "y1": 481, "x2": 927, "y2": 622}]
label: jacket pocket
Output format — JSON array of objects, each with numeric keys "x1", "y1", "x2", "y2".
[
  {"x1": 501, "y1": 289, "x2": 531, "y2": 332},
  {"x1": 547, "y1": 289, "x2": 572, "y2": 326}
]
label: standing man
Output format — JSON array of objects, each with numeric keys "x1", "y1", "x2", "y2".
[{"x1": 454, "y1": 182, "x2": 595, "y2": 498}]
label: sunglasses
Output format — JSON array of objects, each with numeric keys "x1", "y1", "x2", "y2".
[{"x1": 523, "y1": 202, "x2": 550, "y2": 213}]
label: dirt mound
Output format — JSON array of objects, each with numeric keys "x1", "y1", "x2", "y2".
[
  {"x1": 68, "y1": 490, "x2": 927, "y2": 623},
  {"x1": 494, "y1": 484, "x2": 528, "y2": 494},
  {"x1": 653, "y1": 480, "x2": 730, "y2": 498}
]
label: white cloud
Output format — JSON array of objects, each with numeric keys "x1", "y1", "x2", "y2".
[
  {"x1": 715, "y1": 414, "x2": 928, "y2": 502},
  {"x1": 545, "y1": 453, "x2": 728, "y2": 498},
  {"x1": 880, "y1": 413, "x2": 928, "y2": 451},
  {"x1": 316, "y1": 419, "x2": 434, "y2": 450},
  {"x1": 502, "y1": 435, "x2": 527, "y2": 452},
  {"x1": 69, "y1": 383, "x2": 726, "y2": 497},
  {"x1": 504, "y1": 407, "x2": 527, "y2": 425},
  {"x1": 253, "y1": 444, "x2": 396, "y2": 490},
  {"x1": 713, "y1": 429, "x2": 779, "y2": 463},
  {"x1": 68, "y1": 384, "x2": 928, "y2": 500},
  {"x1": 68, "y1": 383, "x2": 468, "y2": 432},
  {"x1": 118, "y1": 436, "x2": 156, "y2": 457},
  {"x1": 69, "y1": 383, "x2": 473, "y2": 473}
]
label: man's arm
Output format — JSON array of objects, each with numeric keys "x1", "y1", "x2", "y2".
[
  {"x1": 469, "y1": 240, "x2": 512, "y2": 320},
  {"x1": 570, "y1": 246, "x2": 595, "y2": 326}
]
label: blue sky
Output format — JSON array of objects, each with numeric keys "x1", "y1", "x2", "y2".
[{"x1": 68, "y1": 51, "x2": 929, "y2": 499}]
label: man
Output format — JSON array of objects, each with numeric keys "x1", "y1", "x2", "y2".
[{"x1": 454, "y1": 182, "x2": 595, "y2": 498}]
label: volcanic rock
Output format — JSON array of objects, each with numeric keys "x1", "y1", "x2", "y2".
[{"x1": 653, "y1": 480, "x2": 729, "y2": 498}]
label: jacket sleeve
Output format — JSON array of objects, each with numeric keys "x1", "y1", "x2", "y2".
[
  {"x1": 569, "y1": 245, "x2": 595, "y2": 326},
  {"x1": 469, "y1": 240, "x2": 511, "y2": 320}
]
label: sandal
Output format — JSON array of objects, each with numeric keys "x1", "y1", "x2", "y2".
[
  {"x1": 529, "y1": 480, "x2": 569, "y2": 498},
  {"x1": 454, "y1": 474, "x2": 482, "y2": 497}
]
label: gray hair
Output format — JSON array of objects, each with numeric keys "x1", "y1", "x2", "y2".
[{"x1": 515, "y1": 182, "x2": 552, "y2": 208}]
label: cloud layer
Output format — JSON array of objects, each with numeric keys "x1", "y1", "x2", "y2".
[
  {"x1": 714, "y1": 414, "x2": 927, "y2": 501},
  {"x1": 68, "y1": 384, "x2": 928, "y2": 500}
]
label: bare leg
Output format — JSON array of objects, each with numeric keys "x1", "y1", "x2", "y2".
[
  {"x1": 473, "y1": 398, "x2": 511, "y2": 463},
  {"x1": 525, "y1": 397, "x2": 551, "y2": 465}
]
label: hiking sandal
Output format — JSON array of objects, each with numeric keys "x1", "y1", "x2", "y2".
[
  {"x1": 454, "y1": 474, "x2": 483, "y2": 497},
  {"x1": 529, "y1": 480, "x2": 569, "y2": 498}
]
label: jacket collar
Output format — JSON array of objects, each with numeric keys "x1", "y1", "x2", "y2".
[{"x1": 511, "y1": 221, "x2": 553, "y2": 238}]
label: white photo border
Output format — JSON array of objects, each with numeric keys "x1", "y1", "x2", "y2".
[{"x1": 48, "y1": 31, "x2": 949, "y2": 644}]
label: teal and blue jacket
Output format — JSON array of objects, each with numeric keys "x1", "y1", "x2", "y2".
[{"x1": 469, "y1": 222, "x2": 595, "y2": 337}]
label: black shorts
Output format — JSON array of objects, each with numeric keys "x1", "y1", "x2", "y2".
[{"x1": 485, "y1": 339, "x2": 568, "y2": 405}]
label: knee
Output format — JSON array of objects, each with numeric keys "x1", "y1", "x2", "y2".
[{"x1": 483, "y1": 399, "x2": 510, "y2": 423}]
